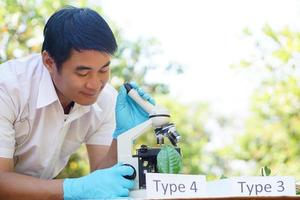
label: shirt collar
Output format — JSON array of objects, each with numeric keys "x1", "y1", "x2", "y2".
[
  {"x1": 36, "y1": 64, "x2": 59, "y2": 109},
  {"x1": 91, "y1": 103, "x2": 103, "y2": 119}
]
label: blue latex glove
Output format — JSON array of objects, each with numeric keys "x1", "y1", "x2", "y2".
[
  {"x1": 63, "y1": 163, "x2": 135, "y2": 199},
  {"x1": 113, "y1": 82, "x2": 155, "y2": 139}
]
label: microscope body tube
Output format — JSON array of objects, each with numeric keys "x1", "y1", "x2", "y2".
[
  {"x1": 124, "y1": 83, "x2": 154, "y2": 114},
  {"x1": 124, "y1": 83, "x2": 171, "y2": 128}
]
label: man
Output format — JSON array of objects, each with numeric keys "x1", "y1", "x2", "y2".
[{"x1": 0, "y1": 6, "x2": 154, "y2": 199}]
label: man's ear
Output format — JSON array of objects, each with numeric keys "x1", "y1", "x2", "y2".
[{"x1": 42, "y1": 50, "x2": 56, "y2": 74}]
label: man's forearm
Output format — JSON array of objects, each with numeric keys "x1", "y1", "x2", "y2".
[
  {"x1": 95, "y1": 139, "x2": 117, "y2": 169},
  {"x1": 0, "y1": 172, "x2": 63, "y2": 200}
]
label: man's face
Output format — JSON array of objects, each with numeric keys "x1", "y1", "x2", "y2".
[{"x1": 44, "y1": 49, "x2": 111, "y2": 109}]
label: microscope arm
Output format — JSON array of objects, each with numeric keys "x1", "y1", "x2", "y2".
[
  {"x1": 117, "y1": 119, "x2": 152, "y2": 163},
  {"x1": 117, "y1": 119, "x2": 153, "y2": 190}
]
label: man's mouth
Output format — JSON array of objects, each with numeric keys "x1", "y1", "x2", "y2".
[
  {"x1": 81, "y1": 85, "x2": 105, "y2": 97},
  {"x1": 81, "y1": 92, "x2": 98, "y2": 97}
]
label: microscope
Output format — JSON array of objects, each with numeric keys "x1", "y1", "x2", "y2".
[{"x1": 117, "y1": 83, "x2": 181, "y2": 197}]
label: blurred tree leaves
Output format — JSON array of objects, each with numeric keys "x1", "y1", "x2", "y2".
[
  {"x1": 231, "y1": 24, "x2": 300, "y2": 179},
  {"x1": 0, "y1": 0, "x2": 84, "y2": 62}
]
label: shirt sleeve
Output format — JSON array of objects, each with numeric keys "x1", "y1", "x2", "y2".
[
  {"x1": 85, "y1": 84, "x2": 117, "y2": 145},
  {"x1": 0, "y1": 86, "x2": 17, "y2": 158},
  {"x1": 85, "y1": 117, "x2": 115, "y2": 145}
]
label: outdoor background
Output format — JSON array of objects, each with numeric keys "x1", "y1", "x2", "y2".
[{"x1": 1, "y1": 0, "x2": 300, "y2": 181}]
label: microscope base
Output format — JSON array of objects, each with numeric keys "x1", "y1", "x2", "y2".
[{"x1": 129, "y1": 189, "x2": 147, "y2": 198}]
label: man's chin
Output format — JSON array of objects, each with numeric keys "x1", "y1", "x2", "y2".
[
  {"x1": 75, "y1": 97, "x2": 98, "y2": 106},
  {"x1": 76, "y1": 90, "x2": 102, "y2": 106}
]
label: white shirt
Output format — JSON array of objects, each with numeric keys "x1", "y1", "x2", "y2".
[{"x1": 0, "y1": 54, "x2": 117, "y2": 179}]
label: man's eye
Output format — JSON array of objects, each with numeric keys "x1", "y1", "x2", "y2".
[
  {"x1": 99, "y1": 66, "x2": 110, "y2": 73},
  {"x1": 76, "y1": 71, "x2": 89, "y2": 76}
]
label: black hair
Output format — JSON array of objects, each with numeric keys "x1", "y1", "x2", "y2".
[{"x1": 42, "y1": 6, "x2": 117, "y2": 70}]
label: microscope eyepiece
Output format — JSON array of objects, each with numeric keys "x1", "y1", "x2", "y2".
[{"x1": 124, "y1": 83, "x2": 133, "y2": 93}]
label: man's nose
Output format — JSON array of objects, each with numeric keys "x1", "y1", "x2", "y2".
[{"x1": 86, "y1": 76, "x2": 103, "y2": 90}]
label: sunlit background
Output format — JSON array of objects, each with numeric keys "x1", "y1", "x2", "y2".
[
  {"x1": 100, "y1": 0, "x2": 300, "y2": 109},
  {"x1": 1, "y1": 0, "x2": 300, "y2": 181}
]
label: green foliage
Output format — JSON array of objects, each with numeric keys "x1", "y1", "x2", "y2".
[
  {"x1": 0, "y1": 0, "x2": 89, "y2": 62},
  {"x1": 220, "y1": 174, "x2": 228, "y2": 179},
  {"x1": 262, "y1": 24, "x2": 280, "y2": 44},
  {"x1": 232, "y1": 24, "x2": 300, "y2": 180},
  {"x1": 297, "y1": 182, "x2": 300, "y2": 195},
  {"x1": 157, "y1": 144, "x2": 182, "y2": 174},
  {"x1": 111, "y1": 34, "x2": 183, "y2": 93},
  {"x1": 261, "y1": 166, "x2": 271, "y2": 176}
]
